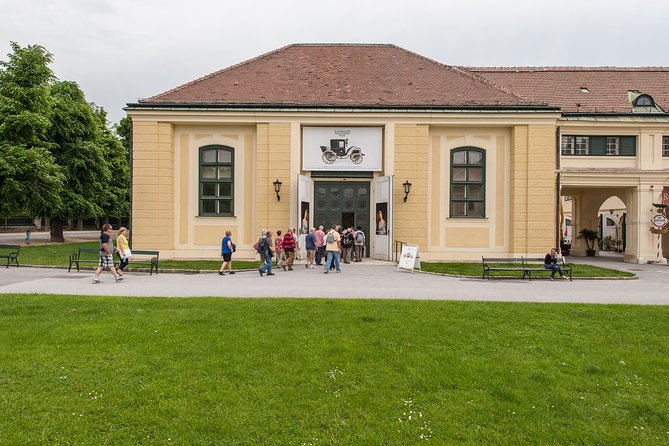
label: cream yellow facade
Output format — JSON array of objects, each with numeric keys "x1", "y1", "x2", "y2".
[
  {"x1": 560, "y1": 119, "x2": 669, "y2": 263},
  {"x1": 128, "y1": 109, "x2": 562, "y2": 261}
]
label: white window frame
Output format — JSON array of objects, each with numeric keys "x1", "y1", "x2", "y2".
[
  {"x1": 575, "y1": 136, "x2": 589, "y2": 155},
  {"x1": 606, "y1": 137, "x2": 619, "y2": 156},
  {"x1": 561, "y1": 136, "x2": 575, "y2": 155}
]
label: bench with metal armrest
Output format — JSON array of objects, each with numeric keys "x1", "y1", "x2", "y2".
[{"x1": 0, "y1": 244, "x2": 20, "y2": 268}]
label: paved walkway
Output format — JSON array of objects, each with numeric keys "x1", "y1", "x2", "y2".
[{"x1": 2, "y1": 253, "x2": 669, "y2": 305}]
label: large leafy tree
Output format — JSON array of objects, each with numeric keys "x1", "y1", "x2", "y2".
[
  {"x1": 0, "y1": 43, "x2": 64, "y2": 217},
  {"x1": 47, "y1": 80, "x2": 111, "y2": 241},
  {"x1": 98, "y1": 108, "x2": 130, "y2": 221},
  {"x1": 0, "y1": 42, "x2": 129, "y2": 242}
]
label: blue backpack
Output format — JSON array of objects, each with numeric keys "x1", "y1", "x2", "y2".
[{"x1": 256, "y1": 238, "x2": 266, "y2": 254}]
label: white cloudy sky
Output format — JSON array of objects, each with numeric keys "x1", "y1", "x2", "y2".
[{"x1": 1, "y1": 0, "x2": 668, "y2": 124}]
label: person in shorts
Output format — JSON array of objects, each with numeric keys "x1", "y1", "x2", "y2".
[
  {"x1": 92, "y1": 224, "x2": 124, "y2": 284},
  {"x1": 305, "y1": 228, "x2": 316, "y2": 269},
  {"x1": 218, "y1": 230, "x2": 235, "y2": 275}
]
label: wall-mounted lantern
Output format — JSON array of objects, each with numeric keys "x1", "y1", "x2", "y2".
[
  {"x1": 273, "y1": 179, "x2": 282, "y2": 201},
  {"x1": 403, "y1": 180, "x2": 412, "y2": 202}
]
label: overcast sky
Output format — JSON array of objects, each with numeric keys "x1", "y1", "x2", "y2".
[{"x1": 2, "y1": 0, "x2": 668, "y2": 124}]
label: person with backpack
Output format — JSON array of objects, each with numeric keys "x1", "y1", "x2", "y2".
[
  {"x1": 281, "y1": 228, "x2": 296, "y2": 271},
  {"x1": 341, "y1": 227, "x2": 355, "y2": 264},
  {"x1": 257, "y1": 230, "x2": 275, "y2": 276},
  {"x1": 354, "y1": 226, "x2": 365, "y2": 262},
  {"x1": 323, "y1": 224, "x2": 341, "y2": 274}
]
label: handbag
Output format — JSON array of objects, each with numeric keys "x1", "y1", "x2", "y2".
[{"x1": 231, "y1": 243, "x2": 236, "y2": 252}]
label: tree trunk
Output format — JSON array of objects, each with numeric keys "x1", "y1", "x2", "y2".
[
  {"x1": 103, "y1": 215, "x2": 109, "y2": 225},
  {"x1": 77, "y1": 218, "x2": 84, "y2": 231},
  {"x1": 50, "y1": 216, "x2": 65, "y2": 242}
]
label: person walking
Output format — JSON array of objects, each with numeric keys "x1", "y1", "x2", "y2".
[
  {"x1": 544, "y1": 248, "x2": 568, "y2": 280},
  {"x1": 275, "y1": 230, "x2": 285, "y2": 269},
  {"x1": 305, "y1": 228, "x2": 317, "y2": 269},
  {"x1": 116, "y1": 227, "x2": 131, "y2": 274},
  {"x1": 353, "y1": 226, "x2": 365, "y2": 262},
  {"x1": 258, "y1": 230, "x2": 275, "y2": 276},
  {"x1": 324, "y1": 224, "x2": 341, "y2": 274},
  {"x1": 92, "y1": 224, "x2": 124, "y2": 284},
  {"x1": 218, "y1": 230, "x2": 235, "y2": 275},
  {"x1": 342, "y1": 226, "x2": 354, "y2": 264},
  {"x1": 314, "y1": 225, "x2": 326, "y2": 265},
  {"x1": 282, "y1": 228, "x2": 296, "y2": 271}
]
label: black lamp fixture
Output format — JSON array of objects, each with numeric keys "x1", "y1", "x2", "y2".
[
  {"x1": 273, "y1": 179, "x2": 282, "y2": 201},
  {"x1": 403, "y1": 180, "x2": 412, "y2": 202}
]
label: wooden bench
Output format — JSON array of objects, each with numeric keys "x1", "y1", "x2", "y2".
[
  {"x1": 481, "y1": 257, "x2": 527, "y2": 280},
  {"x1": 523, "y1": 257, "x2": 572, "y2": 281},
  {"x1": 482, "y1": 256, "x2": 572, "y2": 281},
  {"x1": 68, "y1": 248, "x2": 102, "y2": 272},
  {"x1": 122, "y1": 250, "x2": 159, "y2": 275},
  {"x1": 0, "y1": 244, "x2": 20, "y2": 268}
]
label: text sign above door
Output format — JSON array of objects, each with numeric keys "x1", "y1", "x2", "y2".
[{"x1": 303, "y1": 127, "x2": 382, "y2": 171}]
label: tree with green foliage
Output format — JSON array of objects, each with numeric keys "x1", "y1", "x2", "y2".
[
  {"x1": 0, "y1": 42, "x2": 64, "y2": 218},
  {"x1": 98, "y1": 108, "x2": 130, "y2": 221},
  {"x1": 0, "y1": 42, "x2": 130, "y2": 242},
  {"x1": 46, "y1": 80, "x2": 112, "y2": 241}
]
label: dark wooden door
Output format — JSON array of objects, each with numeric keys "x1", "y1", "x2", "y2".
[{"x1": 314, "y1": 182, "x2": 370, "y2": 255}]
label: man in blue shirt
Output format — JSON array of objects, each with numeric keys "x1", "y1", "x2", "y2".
[{"x1": 305, "y1": 228, "x2": 317, "y2": 269}]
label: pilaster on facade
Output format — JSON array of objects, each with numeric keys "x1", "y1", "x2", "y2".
[
  {"x1": 255, "y1": 122, "x2": 292, "y2": 238},
  {"x1": 393, "y1": 124, "x2": 429, "y2": 249},
  {"x1": 132, "y1": 121, "x2": 175, "y2": 250}
]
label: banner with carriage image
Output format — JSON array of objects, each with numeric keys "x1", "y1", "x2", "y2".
[{"x1": 302, "y1": 127, "x2": 382, "y2": 171}]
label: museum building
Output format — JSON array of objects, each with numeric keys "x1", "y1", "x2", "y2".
[{"x1": 125, "y1": 44, "x2": 669, "y2": 263}]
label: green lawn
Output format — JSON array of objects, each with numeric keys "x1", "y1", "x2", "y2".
[
  {"x1": 421, "y1": 261, "x2": 636, "y2": 278},
  {"x1": 19, "y1": 242, "x2": 633, "y2": 278},
  {"x1": 19, "y1": 241, "x2": 262, "y2": 271},
  {"x1": 1, "y1": 296, "x2": 668, "y2": 444}
]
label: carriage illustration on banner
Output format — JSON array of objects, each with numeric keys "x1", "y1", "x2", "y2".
[{"x1": 320, "y1": 138, "x2": 365, "y2": 164}]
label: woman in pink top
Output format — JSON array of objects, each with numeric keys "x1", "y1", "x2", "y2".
[{"x1": 274, "y1": 230, "x2": 285, "y2": 268}]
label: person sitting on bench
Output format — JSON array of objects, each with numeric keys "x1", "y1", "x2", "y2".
[{"x1": 544, "y1": 248, "x2": 568, "y2": 280}]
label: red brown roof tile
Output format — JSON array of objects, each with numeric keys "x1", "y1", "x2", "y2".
[
  {"x1": 140, "y1": 44, "x2": 546, "y2": 109},
  {"x1": 468, "y1": 67, "x2": 669, "y2": 113}
]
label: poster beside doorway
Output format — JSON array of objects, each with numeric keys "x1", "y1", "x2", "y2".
[
  {"x1": 297, "y1": 175, "x2": 312, "y2": 257},
  {"x1": 373, "y1": 176, "x2": 393, "y2": 260},
  {"x1": 300, "y1": 201, "x2": 310, "y2": 235},
  {"x1": 376, "y1": 202, "x2": 387, "y2": 235}
]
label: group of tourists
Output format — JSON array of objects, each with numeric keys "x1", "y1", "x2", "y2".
[
  {"x1": 217, "y1": 224, "x2": 366, "y2": 277},
  {"x1": 91, "y1": 224, "x2": 131, "y2": 284}
]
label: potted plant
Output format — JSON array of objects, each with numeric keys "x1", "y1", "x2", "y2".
[{"x1": 578, "y1": 228, "x2": 599, "y2": 256}]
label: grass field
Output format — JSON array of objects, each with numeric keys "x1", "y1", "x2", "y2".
[
  {"x1": 1, "y1": 295, "x2": 668, "y2": 445},
  {"x1": 18, "y1": 242, "x2": 634, "y2": 278}
]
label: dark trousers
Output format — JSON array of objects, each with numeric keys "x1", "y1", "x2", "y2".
[
  {"x1": 117, "y1": 253, "x2": 129, "y2": 271},
  {"x1": 316, "y1": 246, "x2": 325, "y2": 264}
]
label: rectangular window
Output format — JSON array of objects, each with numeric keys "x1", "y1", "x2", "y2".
[
  {"x1": 562, "y1": 135, "x2": 636, "y2": 156},
  {"x1": 561, "y1": 136, "x2": 574, "y2": 155},
  {"x1": 450, "y1": 148, "x2": 485, "y2": 218},
  {"x1": 663, "y1": 136, "x2": 669, "y2": 157},
  {"x1": 606, "y1": 137, "x2": 619, "y2": 156},
  {"x1": 199, "y1": 146, "x2": 234, "y2": 216},
  {"x1": 575, "y1": 136, "x2": 589, "y2": 155}
]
